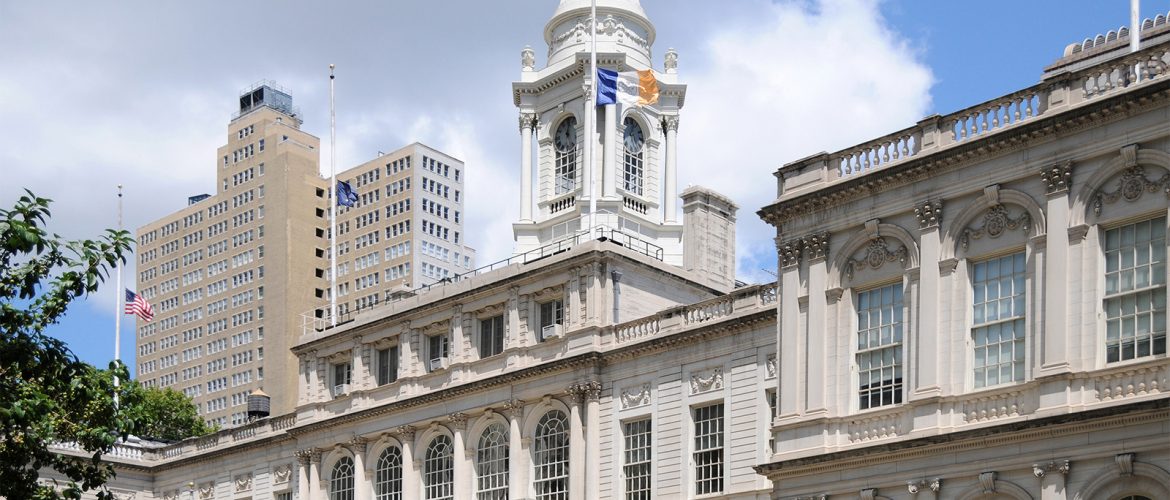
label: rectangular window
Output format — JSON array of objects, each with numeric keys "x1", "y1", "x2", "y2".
[
  {"x1": 972, "y1": 252, "x2": 1027, "y2": 388},
  {"x1": 1104, "y1": 217, "x2": 1167, "y2": 363},
  {"x1": 856, "y1": 283, "x2": 904, "y2": 410},
  {"x1": 332, "y1": 362, "x2": 352, "y2": 396},
  {"x1": 479, "y1": 315, "x2": 505, "y2": 358},
  {"x1": 692, "y1": 403, "x2": 724, "y2": 496},
  {"x1": 765, "y1": 389, "x2": 778, "y2": 453},
  {"x1": 540, "y1": 300, "x2": 564, "y2": 329},
  {"x1": 623, "y1": 419, "x2": 652, "y2": 500},
  {"x1": 428, "y1": 335, "x2": 449, "y2": 370},
  {"x1": 376, "y1": 346, "x2": 399, "y2": 386}
]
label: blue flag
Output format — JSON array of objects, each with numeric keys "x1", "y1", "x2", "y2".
[
  {"x1": 596, "y1": 68, "x2": 619, "y2": 106},
  {"x1": 337, "y1": 180, "x2": 358, "y2": 207}
]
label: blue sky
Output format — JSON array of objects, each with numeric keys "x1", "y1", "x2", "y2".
[{"x1": 1, "y1": 0, "x2": 1162, "y2": 376}]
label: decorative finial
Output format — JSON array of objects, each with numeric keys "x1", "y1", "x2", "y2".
[
  {"x1": 521, "y1": 46, "x2": 535, "y2": 72},
  {"x1": 329, "y1": 64, "x2": 335, "y2": 79},
  {"x1": 664, "y1": 48, "x2": 678, "y2": 74}
]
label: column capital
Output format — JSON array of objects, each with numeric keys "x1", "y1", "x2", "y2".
[
  {"x1": 661, "y1": 115, "x2": 679, "y2": 132},
  {"x1": 518, "y1": 112, "x2": 538, "y2": 132},
  {"x1": 448, "y1": 412, "x2": 469, "y2": 430},
  {"x1": 294, "y1": 448, "x2": 315, "y2": 466},
  {"x1": 348, "y1": 435, "x2": 368, "y2": 453},
  {"x1": 914, "y1": 199, "x2": 943, "y2": 230},
  {"x1": 802, "y1": 231, "x2": 830, "y2": 263},
  {"x1": 502, "y1": 399, "x2": 525, "y2": 419},
  {"x1": 1040, "y1": 160, "x2": 1073, "y2": 195},
  {"x1": 396, "y1": 425, "x2": 416, "y2": 443},
  {"x1": 778, "y1": 237, "x2": 802, "y2": 269}
]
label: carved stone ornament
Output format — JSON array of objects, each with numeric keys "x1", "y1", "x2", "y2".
[
  {"x1": 294, "y1": 448, "x2": 314, "y2": 465},
  {"x1": 907, "y1": 480, "x2": 925, "y2": 494},
  {"x1": 163, "y1": 490, "x2": 179, "y2": 500},
  {"x1": 664, "y1": 48, "x2": 679, "y2": 73},
  {"x1": 914, "y1": 199, "x2": 943, "y2": 229},
  {"x1": 690, "y1": 367, "x2": 724, "y2": 395},
  {"x1": 397, "y1": 425, "x2": 416, "y2": 442},
  {"x1": 1116, "y1": 453, "x2": 1135, "y2": 476},
  {"x1": 930, "y1": 478, "x2": 941, "y2": 492},
  {"x1": 448, "y1": 412, "x2": 468, "y2": 429},
  {"x1": 846, "y1": 237, "x2": 908, "y2": 280},
  {"x1": 234, "y1": 473, "x2": 252, "y2": 492},
  {"x1": 198, "y1": 482, "x2": 215, "y2": 500},
  {"x1": 349, "y1": 435, "x2": 368, "y2": 453},
  {"x1": 273, "y1": 464, "x2": 292, "y2": 484},
  {"x1": 779, "y1": 239, "x2": 802, "y2": 269},
  {"x1": 661, "y1": 115, "x2": 679, "y2": 133},
  {"x1": 502, "y1": 399, "x2": 525, "y2": 419},
  {"x1": 860, "y1": 488, "x2": 876, "y2": 500},
  {"x1": 1093, "y1": 165, "x2": 1170, "y2": 216},
  {"x1": 521, "y1": 45, "x2": 535, "y2": 71},
  {"x1": 766, "y1": 354, "x2": 777, "y2": 379},
  {"x1": 978, "y1": 472, "x2": 997, "y2": 494},
  {"x1": 961, "y1": 204, "x2": 1030, "y2": 250},
  {"x1": 1040, "y1": 161, "x2": 1073, "y2": 194},
  {"x1": 518, "y1": 112, "x2": 537, "y2": 133},
  {"x1": 802, "y1": 231, "x2": 831, "y2": 262},
  {"x1": 621, "y1": 383, "x2": 652, "y2": 409}
]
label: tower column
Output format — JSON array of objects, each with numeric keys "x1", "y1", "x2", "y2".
[
  {"x1": 519, "y1": 112, "x2": 536, "y2": 222},
  {"x1": 662, "y1": 116, "x2": 679, "y2": 223},
  {"x1": 603, "y1": 104, "x2": 617, "y2": 198}
]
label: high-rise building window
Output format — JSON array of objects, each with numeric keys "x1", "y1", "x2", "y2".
[
  {"x1": 623, "y1": 419, "x2": 652, "y2": 500},
  {"x1": 1104, "y1": 217, "x2": 1166, "y2": 363},
  {"x1": 553, "y1": 117, "x2": 578, "y2": 195},
  {"x1": 330, "y1": 456, "x2": 355, "y2": 500},
  {"x1": 692, "y1": 403, "x2": 724, "y2": 495},
  {"x1": 376, "y1": 346, "x2": 398, "y2": 386},
  {"x1": 856, "y1": 283, "x2": 904, "y2": 410},
  {"x1": 534, "y1": 410, "x2": 569, "y2": 500},
  {"x1": 475, "y1": 423, "x2": 509, "y2": 500},
  {"x1": 972, "y1": 252, "x2": 1027, "y2": 388},
  {"x1": 622, "y1": 117, "x2": 645, "y2": 195},
  {"x1": 424, "y1": 435, "x2": 454, "y2": 500},
  {"x1": 479, "y1": 315, "x2": 504, "y2": 358},
  {"x1": 375, "y1": 446, "x2": 403, "y2": 500}
]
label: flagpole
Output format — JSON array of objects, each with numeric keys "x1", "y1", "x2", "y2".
[
  {"x1": 587, "y1": 0, "x2": 598, "y2": 238},
  {"x1": 1131, "y1": 0, "x2": 1142, "y2": 84},
  {"x1": 114, "y1": 184, "x2": 123, "y2": 405},
  {"x1": 329, "y1": 64, "x2": 338, "y2": 327}
]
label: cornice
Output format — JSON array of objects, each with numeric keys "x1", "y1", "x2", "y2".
[{"x1": 759, "y1": 81, "x2": 1170, "y2": 229}]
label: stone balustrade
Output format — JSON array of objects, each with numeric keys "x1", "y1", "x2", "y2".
[
  {"x1": 778, "y1": 39, "x2": 1170, "y2": 198},
  {"x1": 614, "y1": 282, "x2": 777, "y2": 345}
]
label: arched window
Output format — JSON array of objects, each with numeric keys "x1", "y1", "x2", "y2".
[
  {"x1": 476, "y1": 423, "x2": 509, "y2": 500},
  {"x1": 375, "y1": 446, "x2": 403, "y2": 500},
  {"x1": 424, "y1": 435, "x2": 454, "y2": 500},
  {"x1": 554, "y1": 117, "x2": 578, "y2": 195},
  {"x1": 533, "y1": 410, "x2": 569, "y2": 500},
  {"x1": 330, "y1": 456, "x2": 355, "y2": 500},
  {"x1": 622, "y1": 117, "x2": 645, "y2": 195}
]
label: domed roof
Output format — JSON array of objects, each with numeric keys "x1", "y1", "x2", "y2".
[{"x1": 549, "y1": 0, "x2": 648, "y2": 22}]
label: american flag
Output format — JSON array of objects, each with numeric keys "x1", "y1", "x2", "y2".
[{"x1": 125, "y1": 289, "x2": 154, "y2": 322}]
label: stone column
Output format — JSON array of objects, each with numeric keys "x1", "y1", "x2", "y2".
[
  {"x1": 602, "y1": 104, "x2": 617, "y2": 198},
  {"x1": 519, "y1": 112, "x2": 536, "y2": 222},
  {"x1": 308, "y1": 450, "x2": 322, "y2": 500},
  {"x1": 567, "y1": 385, "x2": 586, "y2": 500},
  {"x1": 306, "y1": 352, "x2": 320, "y2": 402},
  {"x1": 352, "y1": 340, "x2": 367, "y2": 390},
  {"x1": 398, "y1": 324, "x2": 414, "y2": 378},
  {"x1": 449, "y1": 413, "x2": 470, "y2": 500},
  {"x1": 1040, "y1": 162, "x2": 1073, "y2": 375},
  {"x1": 350, "y1": 438, "x2": 368, "y2": 500},
  {"x1": 777, "y1": 238, "x2": 802, "y2": 417},
  {"x1": 504, "y1": 400, "x2": 527, "y2": 500},
  {"x1": 398, "y1": 427, "x2": 418, "y2": 500},
  {"x1": 506, "y1": 286, "x2": 522, "y2": 349},
  {"x1": 662, "y1": 116, "x2": 679, "y2": 223},
  {"x1": 451, "y1": 306, "x2": 465, "y2": 364},
  {"x1": 914, "y1": 200, "x2": 943, "y2": 396},
  {"x1": 568, "y1": 268, "x2": 581, "y2": 327},
  {"x1": 803, "y1": 233, "x2": 829, "y2": 413},
  {"x1": 583, "y1": 382, "x2": 602, "y2": 500},
  {"x1": 296, "y1": 449, "x2": 312, "y2": 500}
]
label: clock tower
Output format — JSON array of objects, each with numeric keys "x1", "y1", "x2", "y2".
[{"x1": 512, "y1": 0, "x2": 688, "y2": 266}]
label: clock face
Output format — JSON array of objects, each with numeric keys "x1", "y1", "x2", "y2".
[
  {"x1": 623, "y1": 118, "x2": 644, "y2": 153},
  {"x1": 555, "y1": 118, "x2": 576, "y2": 153}
]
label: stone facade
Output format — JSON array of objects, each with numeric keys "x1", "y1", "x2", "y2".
[{"x1": 757, "y1": 18, "x2": 1170, "y2": 500}]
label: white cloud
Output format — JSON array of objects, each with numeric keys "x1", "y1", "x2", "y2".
[{"x1": 678, "y1": 0, "x2": 934, "y2": 283}]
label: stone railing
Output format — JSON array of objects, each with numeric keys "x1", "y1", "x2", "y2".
[
  {"x1": 548, "y1": 194, "x2": 576, "y2": 215},
  {"x1": 614, "y1": 283, "x2": 777, "y2": 345},
  {"x1": 777, "y1": 39, "x2": 1170, "y2": 198}
]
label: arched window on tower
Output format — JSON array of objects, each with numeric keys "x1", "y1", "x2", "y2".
[
  {"x1": 554, "y1": 117, "x2": 578, "y2": 195},
  {"x1": 425, "y1": 435, "x2": 454, "y2": 500},
  {"x1": 476, "y1": 423, "x2": 509, "y2": 499},
  {"x1": 375, "y1": 445, "x2": 403, "y2": 500},
  {"x1": 330, "y1": 456, "x2": 355, "y2": 500},
  {"x1": 534, "y1": 410, "x2": 570, "y2": 500},
  {"x1": 622, "y1": 117, "x2": 645, "y2": 195}
]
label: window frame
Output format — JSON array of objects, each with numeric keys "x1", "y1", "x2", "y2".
[
  {"x1": 691, "y1": 402, "x2": 724, "y2": 496},
  {"x1": 854, "y1": 282, "x2": 905, "y2": 411},
  {"x1": 1102, "y1": 216, "x2": 1167, "y2": 364},
  {"x1": 376, "y1": 345, "x2": 399, "y2": 386},
  {"x1": 622, "y1": 418, "x2": 652, "y2": 500},
  {"x1": 478, "y1": 314, "x2": 505, "y2": 359}
]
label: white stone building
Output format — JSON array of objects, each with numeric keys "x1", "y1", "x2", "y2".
[{"x1": 757, "y1": 15, "x2": 1170, "y2": 500}]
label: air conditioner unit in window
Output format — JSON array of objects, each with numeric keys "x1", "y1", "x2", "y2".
[
  {"x1": 332, "y1": 384, "x2": 349, "y2": 397},
  {"x1": 429, "y1": 357, "x2": 449, "y2": 371},
  {"x1": 541, "y1": 324, "x2": 563, "y2": 341}
]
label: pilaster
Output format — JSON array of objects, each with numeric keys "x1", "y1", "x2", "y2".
[
  {"x1": 778, "y1": 236, "x2": 802, "y2": 417},
  {"x1": 662, "y1": 116, "x2": 679, "y2": 222},
  {"x1": 349, "y1": 437, "x2": 368, "y2": 500},
  {"x1": 914, "y1": 199, "x2": 943, "y2": 397},
  {"x1": 602, "y1": 104, "x2": 617, "y2": 199},
  {"x1": 566, "y1": 385, "x2": 586, "y2": 500},
  {"x1": 397, "y1": 426, "x2": 418, "y2": 500},
  {"x1": 803, "y1": 232, "x2": 830, "y2": 413},
  {"x1": 503, "y1": 400, "x2": 527, "y2": 500},
  {"x1": 449, "y1": 413, "x2": 470, "y2": 500},
  {"x1": 519, "y1": 112, "x2": 537, "y2": 222},
  {"x1": 1040, "y1": 161, "x2": 1073, "y2": 376}
]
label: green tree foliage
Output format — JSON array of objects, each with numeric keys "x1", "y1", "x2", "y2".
[
  {"x1": 124, "y1": 385, "x2": 215, "y2": 441},
  {"x1": 0, "y1": 190, "x2": 137, "y2": 500}
]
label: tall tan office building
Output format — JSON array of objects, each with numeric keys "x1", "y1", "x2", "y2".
[{"x1": 133, "y1": 83, "x2": 475, "y2": 427}]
